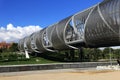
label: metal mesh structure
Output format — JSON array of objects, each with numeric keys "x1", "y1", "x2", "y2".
[
  {"x1": 84, "y1": 0, "x2": 120, "y2": 47},
  {"x1": 18, "y1": 0, "x2": 120, "y2": 53},
  {"x1": 18, "y1": 38, "x2": 25, "y2": 52}
]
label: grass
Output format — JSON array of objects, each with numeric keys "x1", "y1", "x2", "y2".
[{"x1": 0, "y1": 57, "x2": 58, "y2": 65}]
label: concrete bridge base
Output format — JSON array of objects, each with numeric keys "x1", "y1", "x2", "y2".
[{"x1": 0, "y1": 62, "x2": 117, "y2": 73}]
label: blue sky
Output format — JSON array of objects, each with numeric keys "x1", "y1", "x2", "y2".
[{"x1": 0, "y1": 0, "x2": 102, "y2": 28}]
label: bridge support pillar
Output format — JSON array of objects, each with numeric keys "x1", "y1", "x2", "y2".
[
  {"x1": 78, "y1": 47, "x2": 84, "y2": 62},
  {"x1": 25, "y1": 50, "x2": 30, "y2": 59},
  {"x1": 70, "y1": 49, "x2": 75, "y2": 61}
]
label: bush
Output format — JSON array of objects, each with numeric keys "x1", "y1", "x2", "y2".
[
  {"x1": 0, "y1": 52, "x2": 27, "y2": 62},
  {"x1": 8, "y1": 53, "x2": 18, "y2": 61}
]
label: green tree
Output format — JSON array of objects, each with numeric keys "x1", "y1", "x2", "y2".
[
  {"x1": 113, "y1": 49, "x2": 120, "y2": 59},
  {"x1": 8, "y1": 43, "x2": 18, "y2": 52},
  {"x1": 102, "y1": 47, "x2": 114, "y2": 59},
  {"x1": 93, "y1": 48, "x2": 102, "y2": 60},
  {"x1": 83, "y1": 48, "x2": 102, "y2": 61}
]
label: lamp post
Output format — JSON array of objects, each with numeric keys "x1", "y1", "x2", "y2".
[{"x1": 109, "y1": 47, "x2": 112, "y2": 66}]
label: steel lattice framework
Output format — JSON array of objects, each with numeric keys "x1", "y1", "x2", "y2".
[{"x1": 18, "y1": 0, "x2": 120, "y2": 54}]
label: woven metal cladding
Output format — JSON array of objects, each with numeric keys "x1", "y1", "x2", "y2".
[
  {"x1": 84, "y1": 0, "x2": 120, "y2": 47},
  {"x1": 18, "y1": 0, "x2": 120, "y2": 53}
]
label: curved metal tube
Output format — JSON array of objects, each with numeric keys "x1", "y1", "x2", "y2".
[{"x1": 18, "y1": 0, "x2": 120, "y2": 53}]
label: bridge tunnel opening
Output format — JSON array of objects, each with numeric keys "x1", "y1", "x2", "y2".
[
  {"x1": 43, "y1": 31, "x2": 50, "y2": 47},
  {"x1": 41, "y1": 28, "x2": 56, "y2": 52},
  {"x1": 65, "y1": 19, "x2": 85, "y2": 43},
  {"x1": 65, "y1": 20, "x2": 77, "y2": 42},
  {"x1": 75, "y1": 19, "x2": 85, "y2": 40}
]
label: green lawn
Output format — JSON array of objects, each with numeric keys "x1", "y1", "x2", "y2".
[{"x1": 0, "y1": 57, "x2": 58, "y2": 65}]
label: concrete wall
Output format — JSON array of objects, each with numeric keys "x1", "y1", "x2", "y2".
[{"x1": 0, "y1": 62, "x2": 117, "y2": 73}]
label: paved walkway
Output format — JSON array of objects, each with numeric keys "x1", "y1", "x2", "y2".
[{"x1": 0, "y1": 68, "x2": 120, "y2": 80}]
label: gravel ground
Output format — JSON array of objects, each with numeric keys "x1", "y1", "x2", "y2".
[{"x1": 0, "y1": 68, "x2": 120, "y2": 80}]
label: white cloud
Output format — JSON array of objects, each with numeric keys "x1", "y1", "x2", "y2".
[{"x1": 0, "y1": 23, "x2": 42, "y2": 42}]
